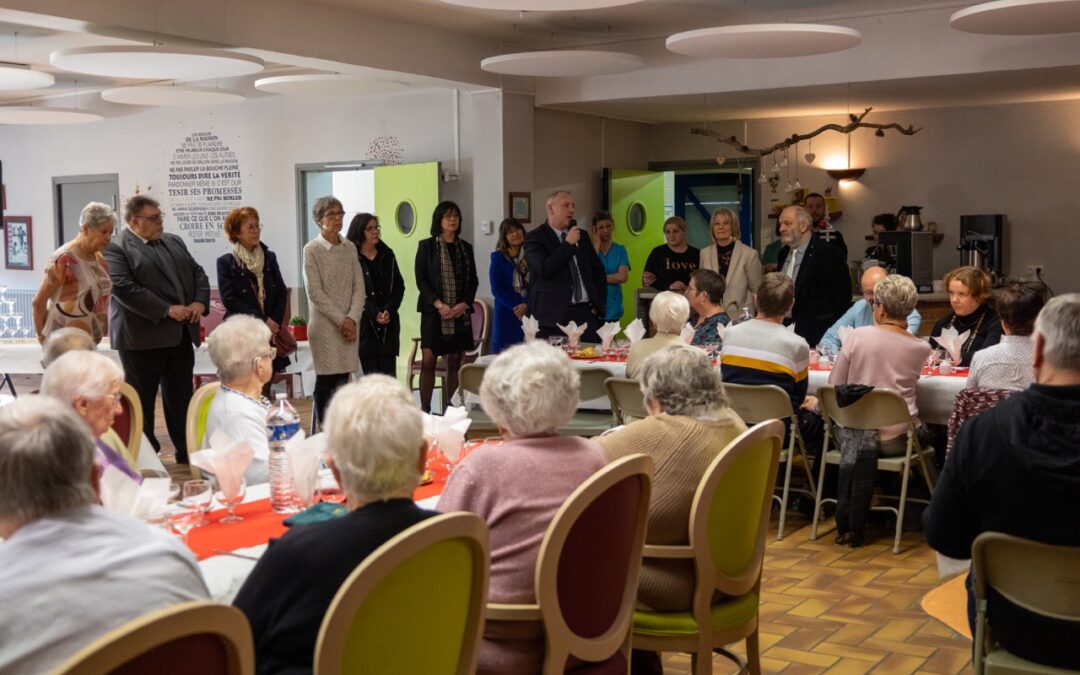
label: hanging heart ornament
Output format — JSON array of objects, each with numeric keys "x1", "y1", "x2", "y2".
[{"x1": 804, "y1": 152, "x2": 816, "y2": 164}]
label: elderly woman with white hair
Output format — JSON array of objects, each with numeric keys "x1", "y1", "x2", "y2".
[
  {"x1": 600, "y1": 345, "x2": 747, "y2": 612},
  {"x1": 40, "y1": 351, "x2": 140, "y2": 483},
  {"x1": 233, "y1": 375, "x2": 435, "y2": 675},
  {"x1": 437, "y1": 341, "x2": 606, "y2": 674},
  {"x1": 626, "y1": 290, "x2": 691, "y2": 379},
  {"x1": 32, "y1": 201, "x2": 116, "y2": 344},
  {"x1": 203, "y1": 315, "x2": 277, "y2": 485},
  {"x1": 829, "y1": 274, "x2": 932, "y2": 455}
]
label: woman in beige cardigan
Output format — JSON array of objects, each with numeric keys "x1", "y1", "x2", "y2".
[{"x1": 699, "y1": 207, "x2": 762, "y2": 317}]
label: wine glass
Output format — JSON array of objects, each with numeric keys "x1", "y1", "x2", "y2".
[
  {"x1": 168, "y1": 503, "x2": 201, "y2": 544},
  {"x1": 547, "y1": 335, "x2": 566, "y2": 350},
  {"x1": 215, "y1": 479, "x2": 247, "y2": 523},
  {"x1": 182, "y1": 479, "x2": 213, "y2": 526},
  {"x1": 317, "y1": 467, "x2": 345, "y2": 504}
]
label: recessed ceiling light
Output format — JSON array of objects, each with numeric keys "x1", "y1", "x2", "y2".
[
  {"x1": 481, "y1": 50, "x2": 643, "y2": 77},
  {"x1": 50, "y1": 46, "x2": 264, "y2": 80},
  {"x1": 441, "y1": 0, "x2": 643, "y2": 9},
  {"x1": 0, "y1": 64, "x2": 55, "y2": 91},
  {"x1": 254, "y1": 74, "x2": 409, "y2": 96},
  {"x1": 950, "y1": 0, "x2": 1080, "y2": 34},
  {"x1": 0, "y1": 107, "x2": 103, "y2": 124},
  {"x1": 101, "y1": 85, "x2": 246, "y2": 106},
  {"x1": 666, "y1": 24, "x2": 862, "y2": 59}
]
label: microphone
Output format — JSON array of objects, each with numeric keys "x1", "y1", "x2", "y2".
[{"x1": 568, "y1": 218, "x2": 577, "y2": 228}]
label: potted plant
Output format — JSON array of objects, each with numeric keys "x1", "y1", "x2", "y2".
[{"x1": 288, "y1": 315, "x2": 307, "y2": 341}]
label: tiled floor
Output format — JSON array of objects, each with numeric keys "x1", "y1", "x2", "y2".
[{"x1": 13, "y1": 373, "x2": 973, "y2": 674}]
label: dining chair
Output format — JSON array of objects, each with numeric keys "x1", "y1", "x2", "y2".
[
  {"x1": 723, "y1": 383, "x2": 817, "y2": 541},
  {"x1": 462, "y1": 298, "x2": 491, "y2": 366},
  {"x1": 457, "y1": 362, "x2": 498, "y2": 438},
  {"x1": 111, "y1": 381, "x2": 143, "y2": 466},
  {"x1": 486, "y1": 454, "x2": 653, "y2": 674},
  {"x1": 55, "y1": 601, "x2": 254, "y2": 675},
  {"x1": 811, "y1": 385, "x2": 937, "y2": 554},
  {"x1": 559, "y1": 367, "x2": 614, "y2": 437},
  {"x1": 605, "y1": 376, "x2": 647, "y2": 426},
  {"x1": 186, "y1": 381, "x2": 221, "y2": 476},
  {"x1": 972, "y1": 532, "x2": 1080, "y2": 674},
  {"x1": 631, "y1": 420, "x2": 783, "y2": 675},
  {"x1": 314, "y1": 512, "x2": 490, "y2": 675},
  {"x1": 946, "y1": 387, "x2": 1013, "y2": 456}
]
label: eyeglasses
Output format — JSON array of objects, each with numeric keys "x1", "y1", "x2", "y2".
[
  {"x1": 366, "y1": 225, "x2": 381, "y2": 232},
  {"x1": 252, "y1": 347, "x2": 276, "y2": 370},
  {"x1": 862, "y1": 290, "x2": 876, "y2": 300},
  {"x1": 99, "y1": 393, "x2": 123, "y2": 405},
  {"x1": 323, "y1": 210, "x2": 345, "y2": 219},
  {"x1": 138, "y1": 213, "x2": 163, "y2": 223}
]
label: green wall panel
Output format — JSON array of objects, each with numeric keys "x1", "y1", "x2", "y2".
[{"x1": 609, "y1": 170, "x2": 666, "y2": 323}]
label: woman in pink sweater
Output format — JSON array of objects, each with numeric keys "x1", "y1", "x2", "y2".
[
  {"x1": 829, "y1": 274, "x2": 932, "y2": 455},
  {"x1": 438, "y1": 341, "x2": 606, "y2": 674}
]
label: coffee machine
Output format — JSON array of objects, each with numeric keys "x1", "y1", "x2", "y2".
[
  {"x1": 959, "y1": 214, "x2": 1004, "y2": 282},
  {"x1": 878, "y1": 231, "x2": 935, "y2": 292}
]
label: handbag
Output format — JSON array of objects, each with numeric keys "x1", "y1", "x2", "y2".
[{"x1": 234, "y1": 254, "x2": 297, "y2": 359}]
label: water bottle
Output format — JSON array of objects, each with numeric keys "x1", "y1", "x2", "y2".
[{"x1": 267, "y1": 392, "x2": 301, "y2": 513}]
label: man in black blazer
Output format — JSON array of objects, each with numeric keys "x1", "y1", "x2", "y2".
[
  {"x1": 776, "y1": 205, "x2": 852, "y2": 347},
  {"x1": 524, "y1": 191, "x2": 606, "y2": 343},
  {"x1": 104, "y1": 195, "x2": 210, "y2": 464}
]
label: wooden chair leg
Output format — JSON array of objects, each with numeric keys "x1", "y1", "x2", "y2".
[{"x1": 747, "y1": 628, "x2": 762, "y2": 675}]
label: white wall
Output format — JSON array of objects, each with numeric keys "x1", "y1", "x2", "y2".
[{"x1": 647, "y1": 99, "x2": 1080, "y2": 293}]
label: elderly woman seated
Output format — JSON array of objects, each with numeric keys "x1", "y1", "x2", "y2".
[
  {"x1": 969, "y1": 283, "x2": 1044, "y2": 391},
  {"x1": 437, "y1": 341, "x2": 607, "y2": 674},
  {"x1": 40, "y1": 351, "x2": 140, "y2": 483},
  {"x1": 828, "y1": 274, "x2": 932, "y2": 456},
  {"x1": 686, "y1": 268, "x2": 730, "y2": 347},
  {"x1": 600, "y1": 344, "x2": 747, "y2": 611},
  {"x1": 41, "y1": 326, "x2": 95, "y2": 368},
  {"x1": 233, "y1": 375, "x2": 435, "y2": 674},
  {"x1": 203, "y1": 315, "x2": 277, "y2": 484},
  {"x1": 626, "y1": 290, "x2": 691, "y2": 379}
]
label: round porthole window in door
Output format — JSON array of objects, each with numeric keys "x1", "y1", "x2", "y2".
[
  {"x1": 627, "y1": 201, "x2": 646, "y2": 235},
  {"x1": 395, "y1": 200, "x2": 416, "y2": 236}
]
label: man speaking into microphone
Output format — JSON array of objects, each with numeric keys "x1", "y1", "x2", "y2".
[{"x1": 524, "y1": 190, "x2": 607, "y2": 343}]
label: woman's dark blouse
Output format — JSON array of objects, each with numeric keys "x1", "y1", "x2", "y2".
[
  {"x1": 929, "y1": 303, "x2": 1004, "y2": 367},
  {"x1": 217, "y1": 244, "x2": 289, "y2": 371},
  {"x1": 644, "y1": 244, "x2": 700, "y2": 291},
  {"x1": 357, "y1": 241, "x2": 405, "y2": 357}
]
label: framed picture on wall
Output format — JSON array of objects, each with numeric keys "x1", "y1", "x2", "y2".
[
  {"x1": 4, "y1": 216, "x2": 32, "y2": 270},
  {"x1": 509, "y1": 192, "x2": 531, "y2": 224}
]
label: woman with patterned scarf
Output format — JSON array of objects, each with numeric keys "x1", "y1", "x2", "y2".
[
  {"x1": 415, "y1": 201, "x2": 479, "y2": 413},
  {"x1": 489, "y1": 218, "x2": 530, "y2": 353},
  {"x1": 217, "y1": 206, "x2": 290, "y2": 379}
]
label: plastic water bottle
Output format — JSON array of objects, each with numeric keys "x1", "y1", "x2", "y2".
[{"x1": 267, "y1": 392, "x2": 301, "y2": 513}]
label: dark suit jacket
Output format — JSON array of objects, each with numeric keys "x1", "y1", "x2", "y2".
[
  {"x1": 103, "y1": 228, "x2": 210, "y2": 350},
  {"x1": 777, "y1": 235, "x2": 852, "y2": 347},
  {"x1": 414, "y1": 237, "x2": 478, "y2": 314},
  {"x1": 524, "y1": 222, "x2": 606, "y2": 331}
]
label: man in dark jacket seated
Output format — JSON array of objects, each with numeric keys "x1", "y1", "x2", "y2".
[{"x1": 923, "y1": 293, "x2": 1080, "y2": 669}]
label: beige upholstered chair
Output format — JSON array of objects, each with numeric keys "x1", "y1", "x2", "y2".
[{"x1": 604, "y1": 377, "x2": 647, "y2": 426}]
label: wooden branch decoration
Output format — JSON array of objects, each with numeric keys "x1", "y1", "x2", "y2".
[{"x1": 691, "y1": 107, "x2": 922, "y2": 157}]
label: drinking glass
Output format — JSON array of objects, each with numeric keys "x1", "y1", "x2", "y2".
[
  {"x1": 317, "y1": 467, "x2": 345, "y2": 504},
  {"x1": 168, "y1": 503, "x2": 201, "y2": 544},
  {"x1": 182, "y1": 479, "x2": 213, "y2": 526},
  {"x1": 215, "y1": 479, "x2": 247, "y2": 524},
  {"x1": 547, "y1": 336, "x2": 566, "y2": 350}
]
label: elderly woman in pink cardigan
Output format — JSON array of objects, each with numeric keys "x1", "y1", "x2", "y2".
[{"x1": 437, "y1": 341, "x2": 605, "y2": 674}]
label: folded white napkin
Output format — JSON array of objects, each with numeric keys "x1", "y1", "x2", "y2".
[
  {"x1": 936, "y1": 326, "x2": 970, "y2": 364},
  {"x1": 191, "y1": 430, "x2": 254, "y2": 500},
  {"x1": 597, "y1": 322, "x2": 621, "y2": 350},
  {"x1": 100, "y1": 468, "x2": 171, "y2": 520},
  {"x1": 837, "y1": 325, "x2": 855, "y2": 346},
  {"x1": 787, "y1": 322, "x2": 796, "y2": 333},
  {"x1": 522, "y1": 315, "x2": 539, "y2": 341},
  {"x1": 423, "y1": 406, "x2": 472, "y2": 462},
  {"x1": 624, "y1": 318, "x2": 646, "y2": 345},
  {"x1": 557, "y1": 321, "x2": 588, "y2": 349},
  {"x1": 680, "y1": 322, "x2": 695, "y2": 344},
  {"x1": 285, "y1": 430, "x2": 325, "y2": 507},
  {"x1": 199, "y1": 544, "x2": 268, "y2": 603}
]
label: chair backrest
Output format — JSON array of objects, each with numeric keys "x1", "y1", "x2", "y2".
[
  {"x1": 604, "y1": 377, "x2": 646, "y2": 424},
  {"x1": 458, "y1": 363, "x2": 485, "y2": 397},
  {"x1": 690, "y1": 420, "x2": 783, "y2": 604},
  {"x1": 186, "y1": 381, "x2": 221, "y2": 453},
  {"x1": 465, "y1": 299, "x2": 491, "y2": 359},
  {"x1": 817, "y1": 385, "x2": 912, "y2": 431},
  {"x1": 535, "y1": 454, "x2": 653, "y2": 666},
  {"x1": 947, "y1": 387, "x2": 1013, "y2": 455},
  {"x1": 56, "y1": 601, "x2": 254, "y2": 675},
  {"x1": 314, "y1": 512, "x2": 490, "y2": 675},
  {"x1": 972, "y1": 532, "x2": 1080, "y2": 671},
  {"x1": 112, "y1": 382, "x2": 143, "y2": 461},
  {"x1": 723, "y1": 383, "x2": 796, "y2": 424},
  {"x1": 578, "y1": 368, "x2": 611, "y2": 402},
  {"x1": 200, "y1": 289, "x2": 228, "y2": 338}
]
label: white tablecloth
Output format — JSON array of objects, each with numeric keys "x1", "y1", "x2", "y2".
[
  {"x1": 472, "y1": 354, "x2": 625, "y2": 410},
  {"x1": 806, "y1": 369, "x2": 966, "y2": 425}
]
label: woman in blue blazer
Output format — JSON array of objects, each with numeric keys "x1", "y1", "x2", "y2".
[{"x1": 489, "y1": 218, "x2": 529, "y2": 353}]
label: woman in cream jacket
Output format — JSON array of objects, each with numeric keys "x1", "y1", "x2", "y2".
[{"x1": 698, "y1": 208, "x2": 762, "y2": 317}]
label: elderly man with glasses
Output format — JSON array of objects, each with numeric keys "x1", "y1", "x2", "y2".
[{"x1": 103, "y1": 194, "x2": 210, "y2": 465}]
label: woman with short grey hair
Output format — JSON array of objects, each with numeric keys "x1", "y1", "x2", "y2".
[
  {"x1": 874, "y1": 273, "x2": 920, "y2": 321},
  {"x1": 626, "y1": 290, "x2": 691, "y2": 378},
  {"x1": 203, "y1": 315, "x2": 275, "y2": 485},
  {"x1": 32, "y1": 201, "x2": 117, "y2": 344},
  {"x1": 600, "y1": 344, "x2": 747, "y2": 613},
  {"x1": 437, "y1": 341, "x2": 606, "y2": 672}
]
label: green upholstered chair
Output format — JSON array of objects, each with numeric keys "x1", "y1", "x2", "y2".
[
  {"x1": 972, "y1": 532, "x2": 1080, "y2": 674},
  {"x1": 56, "y1": 601, "x2": 254, "y2": 675},
  {"x1": 486, "y1": 453, "x2": 653, "y2": 674},
  {"x1": 631, "y1": 420, "x2": 783, "y2": 675},
  {"x1": 605, "y1": 376, "x2": 647, "y2": 426},
  {"x1": 185, "y1": 381, "x2": 220, "y2": 477},
  {"x1": 723, "y1": 383, "x2": 817, "y2": 541},
  {"x1": 313, "y1": 512, "x2": 489, "y2": 675}
]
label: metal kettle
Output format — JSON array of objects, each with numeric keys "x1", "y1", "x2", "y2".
[{"x1": 900, "y1": 205, "x2": 925, "y2": 231}]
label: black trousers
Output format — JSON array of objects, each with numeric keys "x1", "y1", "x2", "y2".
[
  {"x1": 118, "y1": 337, "x2": 194, "y2": 464},
  {"x1": 360, "y1": 353, "x2": 397, "y2": 379},
  {"x1": 312, "y1": 373, "x2": 350, "y2": 432}
]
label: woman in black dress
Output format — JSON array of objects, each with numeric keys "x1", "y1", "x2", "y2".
[
  {"x1": 346, "y1": 213, "x2": 404, "y2": 378},
  {"x1": 930, "y1": 266, "x2": 1003, "y2": 367},
  {"x1": 415, "y1": 201, "x2": 478, "y2": 413}
]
